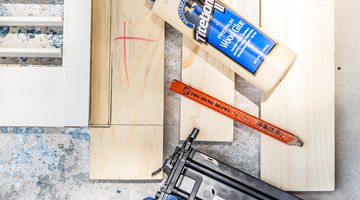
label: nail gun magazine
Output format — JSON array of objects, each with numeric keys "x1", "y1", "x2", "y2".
[{"x1": 146, "y1": 128, "x2": 302, "y2": 200}]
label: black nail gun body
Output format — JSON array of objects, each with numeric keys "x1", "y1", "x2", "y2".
[{"x1": 153, "y1": 128, "x2": 302, "y2": 200}]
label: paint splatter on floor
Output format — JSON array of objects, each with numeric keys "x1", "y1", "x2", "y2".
[
  {"x1": 0, "y1": 26, "x2": 10, "y2": 38},
  {"x1": 0, "y1": 128, "x2": 160, "y2": 200}
]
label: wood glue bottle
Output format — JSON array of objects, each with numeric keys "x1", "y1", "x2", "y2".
[{"x1": 151, "y1": 0, "x2": 296, "y2": 94}]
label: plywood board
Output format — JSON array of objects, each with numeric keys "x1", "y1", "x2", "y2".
[
  {"x1": 181, "y1": 39, "x2": 234, "y2": 142},
  {"x1": 110, "y1": 0, "x2": 164, "y2": 125},
  {"x1": 260, "y1": 0, "x2": 335, "y2": 191},
  {"x1": 90, "y1": 0, "x2": 111, "y2": 126},
  {"x1": 90, "y1": 126, "x2": 163, "y2": 180},
  {"x1": 90, "y1": 0, "x2": 164, "y2": 180},
  {"x1": 180, "y1": 0, "x2": 259, "y2": 142}
]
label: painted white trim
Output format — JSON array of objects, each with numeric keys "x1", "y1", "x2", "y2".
[
  {"x1": 0, "y1": 67, "x2": 66, "y2": 127},
  {"x1": 0, "y1": 48, "x2": 62, "y2": 58},
  {"x1": 0, "y1": 16, "x2": 63, "y2": 26},
  {"x1": 62, "y1": 0, "x2": 91, "y2": 126}
]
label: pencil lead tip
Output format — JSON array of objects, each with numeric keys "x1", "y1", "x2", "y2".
[
  {"x1": 297, "y1": 141, "x2": 304, "y2": 147},
  {"x1": 288, "y1": 139, "x2": 304, "y2": 147}
]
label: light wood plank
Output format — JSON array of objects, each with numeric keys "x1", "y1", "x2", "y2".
[
  {"x1": 181, "y1": 39, "x2": 235, "y2": 142},
  {"x1": 0, "y1": 16, "x2": 63, "y2": 26},
  {"x1": 90, "y1": 125, "x2": 163, "y2": 180},
  {"x1": 0, "y1": 48, "x2": 62, "y2": 58},
  {"x1": 90, "y1": 0, "x2": 164, "y2": 180},
  {"x1": 111, "y1": 0, "x2": 164, "y2": 125},
  {"x1": 90, "y1": 0, "x2": 111, "y2": 126},
  {"x1": 260, "y1": 0, "x2": 335, "y2": 191},
  {"x1": 180, "y1": 0, "x2": 259, "y2": 142}
]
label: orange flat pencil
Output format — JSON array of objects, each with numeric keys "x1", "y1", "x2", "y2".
[{"x1": 170, "y1": 79, "x2": 303, "y2": 147}]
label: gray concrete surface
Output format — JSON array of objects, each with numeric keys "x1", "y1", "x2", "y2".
[{"x1": 0, "y1": 0, "x2": 360, "y2": 199}]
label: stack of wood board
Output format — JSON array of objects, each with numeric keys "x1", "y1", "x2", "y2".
[
  {"x1": 260, "y1": 0, "x2": 335, "y2": 191},
  {"x1": 180, "y1": 0, "x2": 260, "y2": 142},
  {"x1": 90, "y1": 0, "x2": 164, "y2": 180}
]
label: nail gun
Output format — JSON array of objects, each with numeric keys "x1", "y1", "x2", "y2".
[{"x1": 147, "y1": 128, "x2": 302, "y2": 200}]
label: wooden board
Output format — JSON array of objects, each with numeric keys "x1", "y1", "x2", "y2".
[
  {"x1": 260, "y1": 0, "x2": 335, "y2": 191},
  {"x1": 110, "y1": 0, "x2": 164, "y2": 125},
  {"x1": 90, "y1": 126, "x2": 163, "y2": 180},
  {"x1": 181, "y1": 39, "x2": 234, "y2": 142},
  {"x1": 90, "y1": 0, "x2": 164, "y2": 180},
  {"x1": 90, "y1": 0, "x2": 111, "y2": 126},
  {"x1": 180, "y1": 0, "x2": 259, "y2": 142}
]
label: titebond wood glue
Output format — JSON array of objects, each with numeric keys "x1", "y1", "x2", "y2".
[{"x1": 151, "y1": 0, "x2": 296, "y2": 94}]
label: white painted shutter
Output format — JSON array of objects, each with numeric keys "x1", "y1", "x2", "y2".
[{"x1": 0, "y1": 0, "x2": 91, "y2": 127}]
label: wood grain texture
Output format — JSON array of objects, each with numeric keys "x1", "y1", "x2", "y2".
[
  {"x1": 90, "y1": 0, "x2": 111, "y2": 126},
  {"x1": 181, "y1": 39, "x2": 234, "y2": 142},
  {"x1": 90, "y1": 126, "x2": 163, "y2": 180},
  {"x1": 111, "y1": 0, "x2": 164, "y2": 125},
  {"x1": 260, "y1": 0, "x2": 335, "y2": 191},
  {"x1": 180, "y1": 0, "x2": 259, "y2": 142},
  {"x1": 90, "y1": 0, "x2": 164, "y2": 180}
]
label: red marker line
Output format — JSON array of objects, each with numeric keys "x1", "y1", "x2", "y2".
[
  {"x1": 123, "y1": 22, "x2": 129, "y2": 85},
  {"x1": 115, "y1": 36, "x2": 156, "y2": 42},
  {"x1": 114, "y1": 21, "x2": 156, "y2": 85}
]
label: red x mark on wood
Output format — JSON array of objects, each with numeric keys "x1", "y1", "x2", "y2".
[{"x1": 115, "y1": 22, "x2": 156, "y2": 85}]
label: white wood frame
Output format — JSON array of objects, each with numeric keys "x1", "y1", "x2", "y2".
[
  {"x1": 0, "y1": 0, "x2": 91, "y2": 127},
  {"x1": 0, "y1": 48, "x2": 62, "y2": 58},
  {"x1": 0, "y1": 16, "x2": 63, "y2": 26},
  {"x1": 0, "y1": 16, "x2": 63, "y2": 58}
]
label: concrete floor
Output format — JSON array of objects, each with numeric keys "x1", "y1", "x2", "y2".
[{"x1": 1, "y1": 1, "x2": 360, "y2": 199}]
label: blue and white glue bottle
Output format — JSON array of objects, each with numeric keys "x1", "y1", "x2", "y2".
[{"x1": 152, "y1": 0, "x2": 296, "y2": 94}]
